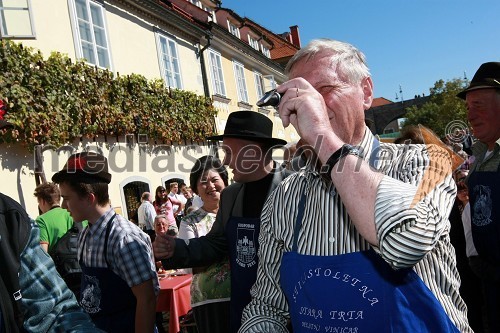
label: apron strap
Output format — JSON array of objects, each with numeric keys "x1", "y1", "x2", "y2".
[
  {"x1": 80, "y1": 213, "x2": 117, "y2": 266},
  {"x1": 369, "y1": 138, "x2": 380, "y2": 169},
  {"x1": 103, "y1": 214, "x2": 117, "y2": 267},
  {"x1": 292, "y1": 137, "x2": 379, "y2": 252},
  {"x1": 292, "y1": 192, "x2": 308, "y2": 252}
]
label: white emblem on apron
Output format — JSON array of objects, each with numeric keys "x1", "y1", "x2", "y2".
[
  {"x1": 80, "y1": 275, "x2": 102, "y2": 314},
  {"x1": 236, "y1": 224, "x2": 256, "y2": 267},
  {"x1": 472, "y1": 185, "x2": 492, "y2": 226}
]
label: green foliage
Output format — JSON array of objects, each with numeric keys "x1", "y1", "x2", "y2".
[
  {"x1": 0, "y1": 40, "x2": 217, "y2": 150},
  {"x1": 403, "y1": 78, "x2": 468, "y2": 137}
]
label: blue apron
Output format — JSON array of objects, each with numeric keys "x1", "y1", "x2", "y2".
[
  {"x1": 226, "y1": 215, "x2": 260, "y2": 333},
  {"x1": 469, "y1": 165, "x2": 500, "y2": 264},
  {"x1": 280, "y1": 192, "x2": 460, "y2": 332},
  {"x1": 79, "y1": 215, "x2": 136, "y2": 333},
  {"x1": 468, "y1": 163, "x2": 500, "y2": 332}
]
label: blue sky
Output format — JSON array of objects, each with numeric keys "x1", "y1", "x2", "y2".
[{"x1": 221, "y1": 0, "x2": 500, "y2": 101}]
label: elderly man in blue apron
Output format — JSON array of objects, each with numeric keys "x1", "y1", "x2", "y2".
[
  {"x1": 239, "y1": 39, "x2": 471, "y2": 333},
  {"x1": 458, "y1": 62, "x2": 500, "y2": 332}
]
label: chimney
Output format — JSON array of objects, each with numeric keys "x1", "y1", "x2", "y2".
[{"x1": 289, "y1": 25, "x2": 301, "y2": 48}]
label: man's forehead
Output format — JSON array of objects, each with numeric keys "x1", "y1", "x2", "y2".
[
  {"x1": 466, "y1": 88, "x2": 498, "y2": 100},
  {"x1": 222, "y1": 137, "x2": 261, "y2": 147}
]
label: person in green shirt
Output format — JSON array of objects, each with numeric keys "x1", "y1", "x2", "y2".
[{"x1": 34, "y1": 182, "x2": 86, "y2": 252}]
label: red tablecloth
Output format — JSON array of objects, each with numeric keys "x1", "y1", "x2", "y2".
[{"x1": 156, "y1": 274, "x2": 192, "y2": 333}]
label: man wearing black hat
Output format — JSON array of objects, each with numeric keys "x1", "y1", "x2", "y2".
[
  {"x1": 154, "y1": 111, "x2": 291, "y2": 332},
  {"x1": 52, "y1": 151, "x2": 159, "y2": 333},
  {"x1": 458, "y1": 62, "x2": 500, "y2": 332},
  {"x1": 0, "y1": 112, "x2": 101, "y2": 332}
]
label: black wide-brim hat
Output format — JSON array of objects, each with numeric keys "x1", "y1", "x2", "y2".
[
  {"x1": 206, "y1": 111, "x2": 287, "y2": 146},
  {"x1": 52, "y1": 151, "x2": 112, "y2": 184},
  {"x1": 457, "y1": 62, "x2": 500, "y2": 99}
]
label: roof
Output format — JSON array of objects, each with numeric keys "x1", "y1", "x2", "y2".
[{"x1": 371, "y1": 97, "x2": 393, "y2": 107}]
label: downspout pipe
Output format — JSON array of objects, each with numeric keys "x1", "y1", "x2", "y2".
[
  {"x1": 198, "y1": 32, "x2": 212, "y2": 98},
  {"x1": 198, "y1": 32, "x2": 218, "y2": 156}
]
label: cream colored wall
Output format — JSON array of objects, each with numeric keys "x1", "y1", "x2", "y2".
[
  {"x1": 20, "y1": 0, "x2": 76, "y2": 59},
  {"x1": 210, "y1": 51, "x2": 298, "y2": 144},
  {"x1": 104, "y1": 3, "x2": 204, "y2": 94},
  {"x1": 20, "y1": 1, "x2": 204, "y2": 94},
  {"x1": 1, "y1": 139, "x2": 212, "y2": 220}
]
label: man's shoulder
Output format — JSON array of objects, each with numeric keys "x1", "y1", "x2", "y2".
[
  {"x1": 38, "y1": 207, "x2": 72, "y2": 221},
  {"x1": 0, "y1": 192, "x2": 32, "y2": 251},
  {"x1": 223, "y1": 182, "x2": 244, "y2": 194},
  {"x1": 111, "y1": 214, "x2": 148, "y2": 237}
]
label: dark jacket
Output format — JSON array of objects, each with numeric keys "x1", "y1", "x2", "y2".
[
  {"x1": 163, "y1": 162, "x2": 292, "y2": 268},
  {"x1": 0, "y1": 193, "x2": 31, "y2": 333}
]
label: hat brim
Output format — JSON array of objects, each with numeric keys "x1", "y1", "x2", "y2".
[
  {"x1": 52, "y1": 170, "x2": 112, "y2": 184},
  {"x1": 206, "y1": 134, "x2": 287, "y2": 147},
  {"x1": 457, "y1": 85, "x2": 500, "y2": 99}
]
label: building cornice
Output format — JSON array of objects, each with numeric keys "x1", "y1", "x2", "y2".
[
  {"x1": 209, "y1": 23, "x2": 285, "y2": 76},
  {"x1": 114, "y1": 0, "x2": 211, "y2": 42}
]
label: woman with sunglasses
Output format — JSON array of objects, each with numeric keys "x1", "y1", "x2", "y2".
[{"x1": 153, "y1": 186, "x2": 180, "y2": 236}]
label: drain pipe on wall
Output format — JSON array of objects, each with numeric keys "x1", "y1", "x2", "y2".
[{"x1": 198, "y1": 33, "x2": 212, "y2": 98}]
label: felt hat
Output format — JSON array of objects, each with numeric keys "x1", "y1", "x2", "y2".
[
  {"x1": 457, "y1": 62, "x2": 500, "y2": 99},
  {"x1": 206, "y1": 111, "x2": 287, "y2": 146},
  {"x1": 52, "y1": 151, "x2": 112, "y2": 184}
]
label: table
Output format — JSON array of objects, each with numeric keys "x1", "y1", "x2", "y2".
[{"x1": 156, "y1": 274, "x2": 192, "y2": 333}]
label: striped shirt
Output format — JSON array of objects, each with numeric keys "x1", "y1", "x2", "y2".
[
  {"x1": 240, "y1": 129, "x2": 471, "y2": 333},
  {"x1": 78, "y1": 208, "x2": 159, "y2": 294}
]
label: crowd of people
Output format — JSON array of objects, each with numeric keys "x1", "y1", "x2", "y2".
[{"x1": 1, "y1": 39, "x2": 499, "y2": 333}]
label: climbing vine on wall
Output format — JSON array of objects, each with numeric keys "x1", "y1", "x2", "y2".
[{"x1": 0, "y1": 40, "x2": 217, "y2": 151}]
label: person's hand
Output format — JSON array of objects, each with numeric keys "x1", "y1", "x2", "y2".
[
  {"x1": 277, "y1": 78, "x2": 338, "y2": 148},
  {"x1": 153, "y1": 234, "x2": 176, "y2": 259}
]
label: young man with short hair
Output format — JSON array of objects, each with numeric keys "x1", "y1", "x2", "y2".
[{"x1": 53, "y1": 152, "x2": 158, "y2": 333}]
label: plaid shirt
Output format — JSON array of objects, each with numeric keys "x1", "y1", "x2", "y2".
[
  {"x1": 78, "y1": 208, "x2": 158, "y2": 293},
  {"x1": 20, "y1": 221, "x2": 101, "y2": 332}
]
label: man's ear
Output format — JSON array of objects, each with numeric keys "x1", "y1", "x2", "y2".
[
  {"x1": 362, "y1": 76, "x2": 374, "y2": 110},
  {"x1": 87, "y1": 192, "x2": 97, "y2": 206}
]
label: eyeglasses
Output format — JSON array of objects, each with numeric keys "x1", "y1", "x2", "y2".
[{"x1": 158, "y1": 189, "x2": 166, "y2": 193}]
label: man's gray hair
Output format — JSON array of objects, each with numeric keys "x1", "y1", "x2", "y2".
[{"x1": 285, "y1": 38, "x2": 370, "y2": 85}]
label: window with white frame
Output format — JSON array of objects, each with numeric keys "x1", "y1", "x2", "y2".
[
  {"x1": 156, "y1": 34, "x2": 182, "y2": 89},
  {"x1": 228, "y1": 21, "x2": 240, "y2": 38},
  {"x1": 263, "y1": 74, "x2": 277, "y2": 90},
  {"x1": 70, "y1": 0, "x2": 111, "y2": 69},
  {"x1": 204, "y1": 6, "x2": 216, "y2": 23},
  {"x1": 233, "y1": 61, "x2": 248, "y2": 103},
  {"x1": 254, "y1": 71, "x2": 265, "y2": 100},
  {"x1": 248, "y1": 36, "x2": 259, "y2": 51},
  {"x1": 0, "y1": 0, "x2": 35, "y2": 38},
  {"x1": 189, "y1": 0, "x2": 201, "y2": 6},
  {"x1": 261, "y1": 44, "x2": 271, "y2": 58},
  {"x1": 209, "y1": 50, "x2": 226, "y2": 96}
]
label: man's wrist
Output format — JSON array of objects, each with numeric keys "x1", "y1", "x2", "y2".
[{"x1": 320, "y1": 144, "x2": 362, "y2": 179}]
